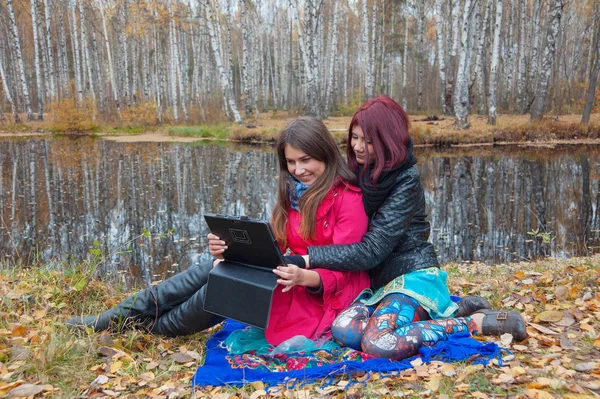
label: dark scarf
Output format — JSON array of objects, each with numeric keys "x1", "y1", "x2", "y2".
[{"x1": 358, "y1": 139, "x2": 417, "y2": 217}]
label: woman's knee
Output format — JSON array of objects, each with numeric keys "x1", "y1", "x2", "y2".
[{"x1": 331, "y1": 304, "x2": 370, "y2": 350}]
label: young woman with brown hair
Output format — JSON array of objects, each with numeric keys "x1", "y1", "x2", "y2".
[{"x1": 67, "y1": 117, "x2": 370, "y2": 346}]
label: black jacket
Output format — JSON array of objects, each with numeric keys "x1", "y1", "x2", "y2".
[{"x1": 307, "y1": 167, "x2": 439, "y2": 290}]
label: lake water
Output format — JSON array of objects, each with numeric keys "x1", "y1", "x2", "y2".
[{"x1": 1, "y1": 137, "x2": 598, "y2": 285}]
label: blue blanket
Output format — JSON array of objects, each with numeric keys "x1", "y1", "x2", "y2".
[{"x1": 192, "y1": 319, "x2": 504, "y2": 388}]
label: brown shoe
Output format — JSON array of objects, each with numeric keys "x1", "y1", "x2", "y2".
[
  {"x1": 476, "y1": 309, "x2": 528, "y2": 342},
  {"x1": 455, "y1": 296, "x2": 492, "y2": 317}
]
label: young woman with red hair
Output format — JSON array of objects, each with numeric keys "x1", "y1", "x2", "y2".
[{"x1": 270, "y1": 96, "x2": 528, "y2": 359}]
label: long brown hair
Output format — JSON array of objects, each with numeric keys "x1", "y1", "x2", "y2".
[{"x1": 271, "y1": 117, "x2": 356, "y2": 248}]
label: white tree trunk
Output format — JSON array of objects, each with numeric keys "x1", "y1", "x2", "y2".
[
  {"x1": 43, "y1": 0, "x2": 56, "y2": 99},
  {"x1": 7, "y1": 0, "x2": 34, "y2": 120},
  {"x1": 58, "y1": 10, "x2": 69, "y2": 94},
  {"x1": 474, "y1": 0, "x2": 490, "y2": 114},
  {"x1": 487, "y1": 0, "x2": 503, "y2": 125},
  {"x1": 169, "y1": 18, "x2": 179, "y2": 121},
  {"x1": 0, "y1": 45, "x2": 19, "y2": 122},
  {"x1": 453, "y1": 0, "x2": 474, "y2": 129},
  {"x1": 531, "y1": 0, "x2": 565, "y2": 121},
  {"x1": 435, "y1": 0, "x2": 448, "y2": 115},
  {"x1": 402, "y1": 1, "x2": 410, "y2": 109},
  {"x1": 204, "y1": 0, "x2": 242, "y2": 123},
  {"x1": 242, "y1": 0, "x2": 252, "y2": 117},
  {"x1": 79, "y1": 0, "x2": 96, "y2": 104},
  {"x1": 324, "y1": 0, "x2": 339, "y2": 117},
  {"x1": 289, "y1": 0, "x2": 320, "y2": 117},
  {"x1": 451, "y1": 0, "x2": 462, "y2": 57},
  {"x1": 98, "y1": 0, "x2": 119, "y2": 112},
  {"x1": 515, "y1": 0, "x2": 528, "y2": 113},
  {"x1": 361, "y1": 0, "x2": 370, "y2": 97},
  {"x1": 525, "y1": 0, "x2": 541, "y2": 113},
  {"x1": 69, "y1": 2, "x2": 83, "y2": 102},
  {"x1": 582, "y1": 3, "x2": 600, "y2": 124},
  {"x1": 416, "y1": 0, "x2": 425, "y2": 110},
  {"x1": 31, "y1": 0, "x2": 44, "y2": 119}
]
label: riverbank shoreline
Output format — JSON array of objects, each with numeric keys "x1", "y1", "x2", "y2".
[
  {"x1": 1, "y1": 255, "x2": 598, "y2": 398},
  {"x1": 1, "y1": 112, "x2": 600, "y2": 147}
]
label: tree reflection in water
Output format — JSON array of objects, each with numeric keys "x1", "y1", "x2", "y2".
[{"x1": 0, "y1": 138, "x2": 598, "y2": 285}]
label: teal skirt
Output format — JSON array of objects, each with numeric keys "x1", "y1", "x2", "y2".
[{"x1": 359, "y1": 267, "x2": 458, "y2": 319}]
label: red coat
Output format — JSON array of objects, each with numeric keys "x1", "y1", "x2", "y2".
[{"x1": 265, "y1": 180, "x2": 370, "y2": 346}]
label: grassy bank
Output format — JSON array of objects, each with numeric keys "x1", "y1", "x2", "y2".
[
  {"x1": 2, "y1": 112, "x2": 600, "y2": 147},
  {"x1": 1, "y1": 256, "x2": 599, "y2": 398}
]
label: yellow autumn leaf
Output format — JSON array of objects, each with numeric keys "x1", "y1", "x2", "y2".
[
  {"x1": 526, "y1": 388, "x2": 556, "y2": 399},
  {"x1": 536, "y1": 311, "x2": 564, "y2": 323},
  {"x1": 110, "y1": 360, "x2": 123, "y2": 373}
]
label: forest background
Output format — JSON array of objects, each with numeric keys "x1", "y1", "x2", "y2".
[{"x1": 0, "y1": 0, "x2": 600, "y2": 135}]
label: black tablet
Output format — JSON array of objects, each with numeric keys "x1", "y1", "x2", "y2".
[{"x1": 203, "y1": 213, "x2": 286, "y2": 269}]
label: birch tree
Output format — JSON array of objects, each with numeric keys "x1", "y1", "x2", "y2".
[
  {"x1": 416, "y1": 0, "x2": 425, "y2": 111},
  {"x1": 401, "y1": 1, "x2": 410, "y2": 109},
  {"x1": 435, "y1": 0, "x2": 448, "y2": 115},
  {"x1": 31, "y1": 0, "x2": 44, "y2": 119},
  {"x1": 0, "y1": 45, "x2": 19, "y2": 122},
  {"x1": 474, "y1": 0, "x2": 490, "y2": 114},
  {"x1": 453, "y1": 0, "x2": 475, "y2": 129},
  {"x1": 204, "y1": 0, "x2": 243, "y2": 123},
  {"x1": 241, "y1": 0, "x2": 252, "y2": 117},
  {"x1": 582, "y1": 2, "x2": 600, "y2": 124},
  {"x1": 515, "y1": 0, "x2": 527, "y2": 113},
  {"x1": 531, "y1": 0, "x2": 566, "y2": 121},
  {"x1": 6, "y1": 0, "x2": 34, "y2": 121},
  {"x1": 43, "y1": 0, "x2": 56, "y2": 99},
  {"x1": 324, "y1": 0, "x2": 339, "y2": 118},
  {"x1": 488, "y1": 0, "x2": 503, "y2": 125}
]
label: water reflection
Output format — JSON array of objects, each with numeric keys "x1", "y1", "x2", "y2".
[{"x1": 0, "y1": 138, "x2": 598, "y2": 284}]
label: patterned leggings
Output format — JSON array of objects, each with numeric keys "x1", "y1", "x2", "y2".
[{"x1": 331, "y1": 293, "x2": 477, "y2": 360}]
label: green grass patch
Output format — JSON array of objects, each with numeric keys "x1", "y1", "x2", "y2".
[{"x1": 167, "y1": 123, "x2": 232, "y2": 139}]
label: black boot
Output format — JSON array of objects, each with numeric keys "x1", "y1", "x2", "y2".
[
  {"x1": 150, "y1": 284, "x2": 224, "y2": 337},
  {"x1": 455, "y1": 295, "x2": 492, "y2": 317},
  {"x1": 476, "y1": 309, "x2": 528, "y2": 341},
  {"x1": 65, "y1": 260, "x2": 214, "y2": 333}
]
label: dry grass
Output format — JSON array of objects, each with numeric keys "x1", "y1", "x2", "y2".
[
  {"x1": 1, "y1": 255, "x2": 599, "y2": 398},
  {"x1": 2, "y1": 110, "x2": 600, "y2": 147}
]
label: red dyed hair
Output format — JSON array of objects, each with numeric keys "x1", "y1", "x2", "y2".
[{"x1": 347, "y1": 96, "x2": 411, "y2": 183}]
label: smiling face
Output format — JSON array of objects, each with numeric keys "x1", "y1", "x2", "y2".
[
  {"x1": 350, "y1": 126, "x2": 375, "y2": 165},
  {"x1": 284, "y1": 144, "x2": 326, "y2": 186}
]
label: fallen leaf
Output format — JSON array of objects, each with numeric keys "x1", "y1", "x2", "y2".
[
  {"x1": 0, "y1": 381, "x2": 23, "y2": 395},
  {"x1": 98, "y1": 346, "x2": 118, "y2": 358},
  {"x1": 251, "y1": 381, "x2": 265, "y2": 391},
  {"x1": 500, "y1": 333, "x2": 514, "y2": 346},
  {"x1": 7, "y1": 384, "x2": 44, "y2": 397},
  {"x1": 250, "y1": 389, "x2": 266, "y2": 399},
  {"x1": 555, "y1": 286, "x2": 569, "y2": 300},
  {"x1": 574, "y1": 362, "x2": 596, "y2": 372},
  {"x1": 471, "y1": 392, "x2": 489, "y2": 399},
  {"x1": 560, "y1": 333, "x2": 577, "y2": 350},
  {"x1": 110, "y1": 360, "x2": 123, "y2": 373},
  {"x1": 536, "y1": 311, "x2": 564, "y2": 323},
  {"x1": 91, "y1": 375, "x2": 109, "y2": 386},
  {"x1": 426, "y1": 376, "x2": 441, "y2": 392},
  {"x1": 410, "y1": 358, "x2": 423, "y2": 367},
  {"x1": 171, "y1": 353, "x2": 194, "y2": 364},
  {"x1": 10, "y1": 326, "x2": 27, "y2": 337},
  {"x1": 140, "y1": 372, "x2": 155, "y2": 381},
  {"x1": 529, "y1": 322, "x2": 559, "y2": 335},
  {"x1": 146, "y1": 361, "x2": 159, "y2": 371},
  {"x1": 526, "y1": 388, "x2": 556, "y2": 399}
]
